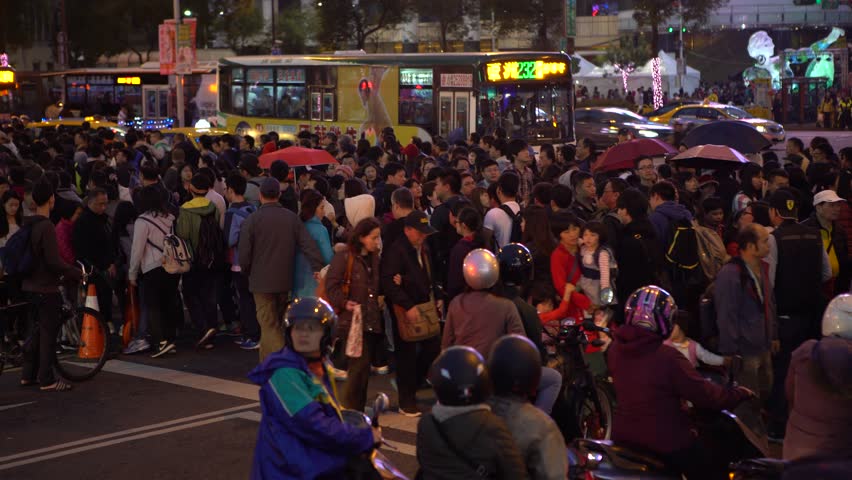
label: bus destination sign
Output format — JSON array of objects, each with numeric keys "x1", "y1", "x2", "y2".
[{"x1": 485, "y1": 60, "x2": 567, "y2": 82}]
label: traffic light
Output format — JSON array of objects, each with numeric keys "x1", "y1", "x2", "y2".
[
  {"x1": 682, "y1": 27, "x2": 687, "y2": 33},
  {"x1": 668, "y1": 26, "x2": 674, "y2": 33}
]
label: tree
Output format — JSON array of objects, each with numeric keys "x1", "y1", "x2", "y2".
[
  {"x1": 127, "y1": 0, "x2": 173, "y2": 64},
  {"x1": 485, "y1": 0, "x2": 563, "y2": 50},
  {"x1": 213, "y1": 0, "x2": 265, "y2": 53},
  {"x1": 417, "y1": 0, "x2": 478, "y2": 51},
  {"x1": 0, "y1": 0, "x2": 50, "y2": 52},
  {"x1": 633, "y1": 0, "x2": 728, "y2": 55},
  {"x1": 605, "y1": 35, "x2": 651, "y2": 92},
  {"x1": 274, "y1": 9, "x2": 318, "y2": 54},
  {"x1": 316, "y1": 0, "x2": 413, "y2": 51},
  {"x1": 66, "y1": 3, "x2": 128, "y2": 66}
]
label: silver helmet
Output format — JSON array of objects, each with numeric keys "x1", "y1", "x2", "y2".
[
  {"x1": 463, "y1": 248, "x2": 500, "y2": 291},
  {"x1": 823, "y1": 294, "x2": 852, "y2": 340}
]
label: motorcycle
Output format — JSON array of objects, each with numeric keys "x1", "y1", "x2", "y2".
[
  {"x1": 566, "y1": 356, "x2": 766, "y2": 479},
  {"x1": 342, "y1": 393, "x2": 410, "y2": 480},
  {"x1": 730, "y1": 456, "x2": 852, "y2": 480}
]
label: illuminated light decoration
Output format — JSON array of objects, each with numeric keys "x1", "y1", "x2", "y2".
[
  {"x1": 116, "y1": 76, "x2": 141, "y2": 85},
  {"x1": 651, "y1": 57, "x2": 663, "y2": 110},
  {"x1": 613, "y1": 62, "x2": 636, "y2": 93},
  {"x1": 0, "y1": 70, "x2": 14, "y2": 84},
  {"x1": 0, "y1": 53, "x2": 8, "y2": 67},
  {"x1": 485, "y1": 60, "x2": 567, "y2": 82},
  {"x1": 743, "y1": 27, "x2": 845, "y2": 90}
]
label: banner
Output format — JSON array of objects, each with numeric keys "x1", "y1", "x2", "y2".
[
  {"x1": 565, "y1": 0, "x2": 576, "y2": 38},
  {"x1": 159, "y1": 22, "x2": 175, "y2": 75},
  {"x1": 175, "y1": 19, "x2": 197, "y2": 75}
]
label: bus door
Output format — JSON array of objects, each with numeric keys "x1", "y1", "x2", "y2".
[
  {"x1": 439, "y1": 91, "x2": 475, "y2": 138},
  {"x1": 143, "y1": 85, "x2": 169, "y2": 119}
]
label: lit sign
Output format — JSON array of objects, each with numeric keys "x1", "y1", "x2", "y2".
[
  {"x1": 400, "y1": 68, "x2": 433, "y2": 86},
  {"x1": 485, "y1": 60, "x2": 567, "y2": 82},
  {"x1": 117, "y1": 76, "x2": 141, "y2": 85},
  {"x1": 0, "y1": 70, "x2": 14, "y2": 84}
]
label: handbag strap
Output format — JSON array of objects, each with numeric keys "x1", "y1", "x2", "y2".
[
  {"x1": 140, "y1": 216, "x2": 166, "y2": 253},
  {"x1": 342, "y1": 253, "x2": 354, "y2": 298},
  {"x1": 429, "y1": 415, "x2": 491, "y2": 478}
]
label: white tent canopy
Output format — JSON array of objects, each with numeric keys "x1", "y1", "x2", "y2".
[{"x1": 574, "y1": 50, "x2": 701, "y2": 98}]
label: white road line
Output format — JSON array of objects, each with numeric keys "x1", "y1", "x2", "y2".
[
  {"x1": 0, "y1": 401, "x2": 35, "y2": 412},
  {"x1": 0, "y1": 403, "x2": 259, "y2": 464},
  {"x1": 97, "y1": 360, "x2": 259, "y2": 400}
]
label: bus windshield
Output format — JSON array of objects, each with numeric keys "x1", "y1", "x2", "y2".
[{"x1": 479, "y1": 83, "x2": 572, "y2": 142}]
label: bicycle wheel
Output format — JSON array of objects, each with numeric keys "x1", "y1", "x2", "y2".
[
  {"x1": 54, "y1": 306, "x2": 109, "y2": 382},
  {"x1": 578, "y1": 383, "x2": 614, "y2": 440}
]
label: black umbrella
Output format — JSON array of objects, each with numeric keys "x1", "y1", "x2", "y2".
[{"x1": 682, "y1": 121, "x2": 771, "y2": 154}]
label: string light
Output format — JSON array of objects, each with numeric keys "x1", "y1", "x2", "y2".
[
  {"x1": 651, "y1": 57, "x2": 663, "y2": 109},
  {"x1": 613, "y1": 63, "x2": 635, "y2": 93}
]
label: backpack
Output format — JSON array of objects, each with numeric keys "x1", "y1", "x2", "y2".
[
  {"x1": 693, "y1": 222, "x2": 729, "y2": 281},
  {"x1": 498, "y1": 204, "x2": 523, "y2": 246},
  {"x1": 193, "y1": 212, "x2": 225, "y2": 270},
  {"x1": 0, "y1": 218, "x2": 47, "y2": 276},
  {"x1": 664, "y1": 217, "x2": 702, "y2": 284},
  {"x1": 141, "y1": 216, "x2": 192, "y2": 274}
]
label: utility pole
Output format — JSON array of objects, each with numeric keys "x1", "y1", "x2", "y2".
[
  {"x1": 677, "y1": 0, "x2": 684, "y2": 91},
  {"x1": 491, "y1": 9, "x2": 496, "y2": 51},
  {"x1": 173, "y1": 0, "x2": 185, "y2": 128},
  {"x1": 271, "y1": 0, "x2": 276, "y2": 45}
]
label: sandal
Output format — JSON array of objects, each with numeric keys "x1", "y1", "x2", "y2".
[{"x1": 39, "y1": 380, "x2": 73, "y2": 392}]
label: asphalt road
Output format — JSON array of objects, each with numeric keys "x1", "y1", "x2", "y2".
[
  {"x1": 0, "y1": 333, "x2": 428, "y2": 480},
  {"x1": 778, "y1": 129, "x2": 852, "y2": 152}
]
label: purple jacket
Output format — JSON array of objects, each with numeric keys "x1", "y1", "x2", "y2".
[
  {"x1": 608, "y1": 324, "x2": 750, "y2": 454},
  {"x1": 783, "y1": 337, "x2": 852, "y2": 460}
]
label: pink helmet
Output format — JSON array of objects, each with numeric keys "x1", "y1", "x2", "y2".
[{"x1": 623, "y1": 285, "x2": 677, "y2": 337}]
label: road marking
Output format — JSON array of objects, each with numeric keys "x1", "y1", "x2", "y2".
[
  {"x1": 96, "y1": 360, "x2": 258, "y2": 400},
  {"x1": 0, "y1": 403, "x2": 258, "y2": 465},
  {"x1": 0, "y1": 401, "x2": 35, "y2": 412}
]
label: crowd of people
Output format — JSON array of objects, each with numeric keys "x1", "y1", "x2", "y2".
[{"x1": 0, "y1": 117, "x2": 850, "y2": 478}]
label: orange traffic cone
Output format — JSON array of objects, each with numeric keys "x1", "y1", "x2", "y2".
[{"x1": 79, "y1": 283, "x2": 105, "y2": 359}]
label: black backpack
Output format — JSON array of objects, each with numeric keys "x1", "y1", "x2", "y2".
[
  {"x1": 193, "y1": 213, "x2": 225, "y2": 270},
  {"x1": 498, "y1": 204, "x2": 523, "y2": 246},
  {"x1": 664, "y1": 217, "x2": 702, "y2": 284},
  {"x1": 0, "y1": 218, "x2": 47, "y2": 276}
]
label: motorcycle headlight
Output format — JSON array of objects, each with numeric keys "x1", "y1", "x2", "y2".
[{"x1": 637, "y1": 129, "x2": 659, "y2": 138}]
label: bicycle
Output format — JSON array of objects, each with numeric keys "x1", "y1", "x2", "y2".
[
  {"x1": 544, "y1": 315, "x2": 615, "y2": 442},
  {"x1": 0, "y1": 262, "x2": 110, "y2": 381}
]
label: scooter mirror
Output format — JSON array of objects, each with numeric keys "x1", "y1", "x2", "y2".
[
  {"x1": 600, "y1": 288, "x2": 615, "y2": 305},
  {"x1": 371, "y1": 393, "x2": 390, "y2": 427}
]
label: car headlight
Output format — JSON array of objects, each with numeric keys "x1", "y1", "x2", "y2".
[
  {"x1": 637, "y1": 129, "x2": 659, "y2": 138},
  {"x1": 756, "y1": 125, "x2": 766, "y2": 133}
]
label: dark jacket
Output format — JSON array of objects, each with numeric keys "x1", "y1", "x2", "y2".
[
  {"x1": 773, "y1": 219, "x2": 824, "y2": 315},
  {"x1": 238, "y1": 202, "x2": 324, "y2": 294},
  {"x1": 429, "y1": 195, "x2": 463, "y2": 289},
  {"x1": 278, "y1": 185, "x2": 298, "y2": 214},
  {"x1": 570, "y1": 198, "x2": 595, "y2": 222},
  {"x1": 381, "y1": 236, "x2": 436, "y2": 311},
  {"x1": 380, "y1": 216, "x2": 405, "y2": 264},
  {"x1": 616, "y1": 219, "x2": 664, "y2": 306},
  {"x1": 650, "y1": 200, "x2": 693, "y2": 241},
  {"x1": 416, "y1": 404, "x2": 529, "y2": 480},
  {"x1": 447, "y1": 237, "x2": 478, "y2": 301},
  {"x1": 325, "y1": 248, "x2": 382, "y2": 338},
  {"x1": 506, "y1": 288, "x2": 548, "y2": 364},
  {"x1": 72, "y1": 207, "x2": 116, "y2": 270},
  {"x1": 714, "y1": 258, "x2": 777, "y2": 355},
  {"x1": 23, "y1": 216, "x2": 82, "y2": 293},
  {"x1": 782, "y1": 337, "x2": 852, "y2": 460},
  {"x1": 608, "y1": 324, "x2": 750, "y2": 454},
  {"x1": 802, "y1": 214, "x2": 850, "y2": 296}
]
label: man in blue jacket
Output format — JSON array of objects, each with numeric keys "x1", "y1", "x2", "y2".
[{"x1": 249, "y1": 297, "x2": 380, "y2": 479}]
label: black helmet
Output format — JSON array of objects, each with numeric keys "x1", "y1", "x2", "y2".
[
  {"x1": 497, "y1": 243, "x2": 533, "y2": 287},
  {"x1": 488, "y1": 335, "x2": 541, "y2": 398},
  {"x1": 283, "y1": 296, "x2": 337, "y2": 353},
  {"x1": 428, "y1": 346, "x2": 491, "y2": 406}
]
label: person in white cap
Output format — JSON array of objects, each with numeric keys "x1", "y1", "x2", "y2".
[{"x1": 803, "y1": 189, "x2": 849, "y2": 297}]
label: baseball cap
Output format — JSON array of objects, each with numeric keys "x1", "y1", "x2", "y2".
[
  {"x1": 259, "y1": 177, "x2": 280, "y2": 198},
  {"x1": 403, "y1": 210, "x2": 437, "y2": 235},
  {"x1": 813, "y1": 190, "x2": 845, "y2": 206},
  {"x1": 768, "y1": 189, "x2": 798, "y2": 217}
]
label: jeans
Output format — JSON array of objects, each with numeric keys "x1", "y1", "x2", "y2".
[
  {"x1": 342, "y1": 332, "x2": 385, "y2": 411},
  {"x1": 535, "y1": 367, "x2": 562, "y2": 415},
  {"x1": 735, "y1": 350, "x2": 773, "y2": 449},
  {"x1": 254, "y1": 292, "x2": 290, "y2": 362},
  {"x1": 140, "y1": 267, "x2": 180, "y2": 345},
  {"x1": 182, "y1": 268, "x2": 218, "y2": 332},
  {"x1": 217, "y1": 267, "x2": 238, "y2": 326},
  {"x1": 390, "y1": 308, "x2": 440, "y2": 411},
  {"x1": 769, "y1": 314, "x2": 817, "y2": 434},
  {"x1": 21, "y1": 292, "x2": 62, "y2": 385},
  {"x1": 233, "y1": 272, "x2": 258, "y2": 340}
]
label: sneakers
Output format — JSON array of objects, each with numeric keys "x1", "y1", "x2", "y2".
[
  {"x1": 371, "y1": 365, "x2": 390, "y2": 375},
  {"x1": 218, "y1": 324, "x2": 242, "y2": 337},
  {"x1": 151, "y1": 341, "x2": 176, "y2": 358},
  {"x1": 122, "y1": 338, "x2": 151, "y2": 355},
  {"x1": 196, "y1": 328, "x2": 217, "y2": 349},
  {"x1": 235, "y1": 338, "x2": 260, "y2": 350},
  {"x1": 399, "y1": 407, "x2": 422, "y2": 418}
]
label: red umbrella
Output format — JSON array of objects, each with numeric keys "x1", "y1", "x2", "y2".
[
  {"x1": 259, "y1": 146, "x2": 339, "y2": 169},
  {"x1": 671, "y1": 144, "x2": 750, "y2": 170},
  {"x1": 593, "y1": 139, "x2": 676, "y2": 173}
]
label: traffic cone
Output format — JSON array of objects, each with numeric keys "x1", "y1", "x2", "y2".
[{"x1": 79, "y1": 283, "x2": 105, "y2": 359}]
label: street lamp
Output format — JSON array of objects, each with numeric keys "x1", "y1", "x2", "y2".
[{"x1": 183, "y1": 9, "x2": 192, "y2": 16}]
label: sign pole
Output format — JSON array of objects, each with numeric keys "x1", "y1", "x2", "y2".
[{"x1": 173, "y1": 0, "x2": 184, "y2": 128}]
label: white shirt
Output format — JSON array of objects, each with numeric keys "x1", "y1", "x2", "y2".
[
  {"x1": 484, "y1": 201, "x2": 520, "y2": 248},
  {"x1": 205, "y1": 190, "x2": 226, "y2": 229}
]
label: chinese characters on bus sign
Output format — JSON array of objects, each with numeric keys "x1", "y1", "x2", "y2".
[
  {"x1": 0, "y1": 70, "x2": 14, "y2": 85},
  {"x1": 486, "y1": 61, "x2": 567, "y2": 82}
]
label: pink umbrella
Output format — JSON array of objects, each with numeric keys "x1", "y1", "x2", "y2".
[
  {"x1": 259, "y1": 146, "x2": 339, "y2": 169},
  {"x1": 593, "y1": 139, "x2": 677, "y2": 173},
  {"x1": 671, "y1": 144, "x2": 750, "y2": 170}
]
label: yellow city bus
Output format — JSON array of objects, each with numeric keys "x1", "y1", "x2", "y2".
[{"x1": 216, "y1": 52, "x2": 574, "y2": 145}]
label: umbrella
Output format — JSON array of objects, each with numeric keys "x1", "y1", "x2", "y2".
[
  {"x1": 593, "y1": 139, "x2": 677, "y2": 173},
  {"x1": 682, "y1": 121, "x2": 770, "y2": 154},
  {"x1": 259, "y1": 146, "x2": 339, "y2": 169},
  {"x1": 671, "y1": 144, "x2": 750, "y2": 170}
]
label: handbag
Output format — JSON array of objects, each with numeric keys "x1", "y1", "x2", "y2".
[
  {"x1": 316, "y1": 253, "x2": 354, "y2": 314},
  {"x1": 394, "y1": 248, "x2": 440, "y2": 342}
]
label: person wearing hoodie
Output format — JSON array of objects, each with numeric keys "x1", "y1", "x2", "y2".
[
  {"x1": 175, "y1": 174, "x2": 222, "y2": 349},
  {"x1": 649, "y1": 180, "x2": 692, "y2": 242},
  {"x1": 416, "y1": 346, "x2": 528, "y2": 480},
  {"x1": 249, "y1": 297, "x2": 380, "y2": 480},
  {"x1": 608, "y1": 285, "x2": 752, "y2": 479},
  {"x1": 783, "y1": 293, "x2": 852, "y2": 461},
  {"x1": 615, "y1": 188, "x2": 666, "y2": 309}
]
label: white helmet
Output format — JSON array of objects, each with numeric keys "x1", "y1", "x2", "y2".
[{"x1": 822, "y1": 294, "x2": 852, "y2": 339}]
